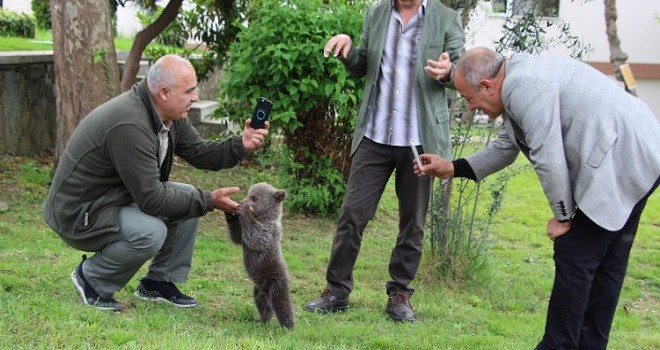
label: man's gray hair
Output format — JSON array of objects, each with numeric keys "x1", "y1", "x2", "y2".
[
  {"x1": 146, "y1": 57, "x2": 177, "y2": 94},
  {"x1": 455, "y1": 47, "x2": 505, "y2": 91}
]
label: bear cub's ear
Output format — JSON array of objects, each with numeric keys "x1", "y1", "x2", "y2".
[{"x1": 274, "y1": 190, "x2": 286, "y2": 202}]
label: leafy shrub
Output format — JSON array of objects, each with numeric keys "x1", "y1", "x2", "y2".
[
  {"x1": 0, "y1": 9, "x2": 36, "y2": 39},
  {"x1": 30, "y1": 0, "x2": 50, "y2": 30},
  {"x1": 276, "y1": 147, "x2": 346, "y2": 215},
  {"x1": 217, "y1": 0, "x2": 365, "y2": 215},
  {"x1": 428, "y1": 119, "x2": 529, "y2": 282}
]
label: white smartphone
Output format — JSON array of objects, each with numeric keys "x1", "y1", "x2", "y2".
[{"x1": 409, "y1": 141, "x2": 423, "y2": 170}]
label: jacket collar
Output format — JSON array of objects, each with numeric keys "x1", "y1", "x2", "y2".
[
  {"x1": 390, "y1": 0, "x2": 427, "y2": 15},
  {"x1": 134, "y1": 79, "x2": 164, "y2": 135}
]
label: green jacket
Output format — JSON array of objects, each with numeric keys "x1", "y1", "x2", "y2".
[
  {"x1": 342, "y1": 0, "x2": 465, "y2": 157},
  {"x1": 43, "y1": 79, "x2": 244, "y2": 242}
]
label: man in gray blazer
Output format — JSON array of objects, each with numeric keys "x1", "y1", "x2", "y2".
[
  {"x1": 304, "y1": 0, "x2": 464, "y2": 322},
  {"x1": 417, "y1": 47, "x2": 659, "y2": 349}
]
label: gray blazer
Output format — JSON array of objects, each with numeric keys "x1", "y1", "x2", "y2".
[
  {"x1": 466, "y1": 54, "x2": 660, "y2": 231},
  {"x1": 341, "y1": 0, "x2": 465, "y2": 158}
]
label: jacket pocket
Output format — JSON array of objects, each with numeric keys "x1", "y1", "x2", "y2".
[
  {"x1": 72, "y1": 203, "x2": 120, "y2": 240},
  {"x1": 435, "y1": 108, "x2": 449, "y2": 125},
  {"x1": 586, "y1": 128, "x2": 617, "y2": 168},
  {"x1": 425, "y1": 43, "x2": 443, "y2": 62}
]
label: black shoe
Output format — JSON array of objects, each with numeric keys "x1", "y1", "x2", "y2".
[
  {"x1": 71, "y1": 255, "x2": 122, "y2": 311},
  {"x1": 304, "y1": 289, "x2": 349, "y2": 313},
  {"x1": 386, "y1": 291, "x2": 415, "y2": 322},
  {"x1": 134, "y1": 278, "x2": 198, "y2": 308}
]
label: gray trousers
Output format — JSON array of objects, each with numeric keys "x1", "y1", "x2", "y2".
[
  {"x1": 64, "y1": 182, "x2": 199, "y2": 298},
  {"x1": 325, "y1": 137, "x2": 432, "y2": 298}
]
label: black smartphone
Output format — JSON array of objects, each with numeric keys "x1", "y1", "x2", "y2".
[{"x1": 251, "y1": 97, "x2": 272, "y2": 129}]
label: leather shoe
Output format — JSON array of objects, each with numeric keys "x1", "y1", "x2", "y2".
[
  {"x1": 304, "y1": 289, "x2": 348, "y2": 313},
  {"x1": 386, "y1": 291, "x2": 415, "y2": 322}
]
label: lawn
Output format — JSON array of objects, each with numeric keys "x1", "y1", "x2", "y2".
[
  {"x1": 0, "y1": 152, "x2": 657, "y2": 349},
  {"x1": 0, "y1": 30, "x2": 134, "y2": 51}
]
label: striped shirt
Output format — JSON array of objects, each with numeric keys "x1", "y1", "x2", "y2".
[
  {"x1": 158, "y1": 122, "x2": 171, "y2": 167},
  {"x1": 365, "y1": 1, "x2": 425, "y2": 147}
]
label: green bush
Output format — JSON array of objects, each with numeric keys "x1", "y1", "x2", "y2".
[
  {"x1": 30, "y1": 0, "x2": 51, "y2": 30},
  {"x1": 217, "y1": 0, "x2": 365, "y2": 215},
  {"x1": 0, "y1": 9, "x2": 36, "y2": 38},
  {"x1": 276, "y1": 147, "x2": 346, "y2": 215}
]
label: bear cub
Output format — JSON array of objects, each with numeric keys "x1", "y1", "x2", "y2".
[{"x1": 225, "y1": 182, "x2": 294, "y2": 329}]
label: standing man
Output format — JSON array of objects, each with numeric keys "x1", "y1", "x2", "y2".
[
  {"x1": 417, "y1": 47, "x2": 659, "y2": 349},
  {"x1": 304, "y1": 0, "x2": 464, "y2": 322},
  {"x1": 43, "y1": 54, "x2": 269, "y2": 311}
]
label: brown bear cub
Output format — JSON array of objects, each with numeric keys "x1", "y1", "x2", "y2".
[{"x1": 225, "y1": 182, "x2": 294, "y2": 329}]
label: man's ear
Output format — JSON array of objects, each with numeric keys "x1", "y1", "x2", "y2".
[
  {"x1": 158, "y1": 86, "x2": 169, "y2": 102},
  {"x1": 479, "y1": 79, "x2": 496, "y2": 95}
]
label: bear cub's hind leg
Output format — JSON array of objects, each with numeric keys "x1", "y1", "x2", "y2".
[
  {"x1": 254, "y1": 285, "x2": 274, "y2": 323},
  {"x1": 270, "y1": 279, "x2": 295, "y2": 329}
]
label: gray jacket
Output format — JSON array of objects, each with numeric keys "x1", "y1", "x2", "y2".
[
  {"x1": 466, "y1": 54, "x2": 660, "y2": 230},
  {"x1": 43, "y1": 79, "x2": 244, "y2": 241}
]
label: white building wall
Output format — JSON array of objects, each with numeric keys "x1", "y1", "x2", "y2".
[
  {"x1": 116, "y1": 2, "x2": 143, "y2": 38},
  {"x1": 3, "y1": 0, "x2": 33, "y2": 14},
  {"x1": 467, "y1": 0, "x2": 660, "y2": 115}
]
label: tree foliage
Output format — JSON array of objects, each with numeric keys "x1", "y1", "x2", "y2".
[
  {"x1": 117, "y1": 0, "x2": 249, "y2": 91},
  {"x1": 30, "y1": 0, "x2": 50, "y2": 30},
  {"x1": 495, "y1": 8, "x2": 592, "y2": 59}
]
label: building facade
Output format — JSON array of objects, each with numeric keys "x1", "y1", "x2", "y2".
[{"x1": 468, "y1": 0, "x2": 660, "y2": 115}]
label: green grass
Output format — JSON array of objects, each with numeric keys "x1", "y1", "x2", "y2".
[
  {"x1": 0, "y1": 153, "x2": 657, "y2": 349},
  {"x1": 0, "y1": 29, "x2": 135, "y2": 51}
]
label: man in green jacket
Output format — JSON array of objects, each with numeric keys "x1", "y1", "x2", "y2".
[
  {"x1": 43, "y1": 54, "x2": 269, "y2": 311},
  {"x1": 304, "y1": 0, "x2": 464, "y2": 322}
]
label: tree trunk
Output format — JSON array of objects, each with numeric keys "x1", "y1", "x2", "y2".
[
  {"x1": 50, "y1": 0, "x2": 119, "y2": 164},
  {"x1": 120, "y1": 0, "x2": 183, "y2": 92},
  {"x1": 604, "y1": 0, "x2": 628, "y2": 81}
]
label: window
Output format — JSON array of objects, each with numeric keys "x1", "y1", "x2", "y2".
[{"x1": 491, "y1": 0, "x2": 560, "y2": 17}]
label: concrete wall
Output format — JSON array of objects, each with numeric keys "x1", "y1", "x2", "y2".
[
  {"x1": 0, "y1": 51, "x2": 56, "y2": 155},
  {"x1": 0, "y1": 51, "x2": 223, "y2": 155}
]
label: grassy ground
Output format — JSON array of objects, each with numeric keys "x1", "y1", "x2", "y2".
[
  {"x1": 0, "y1": 153, "x2": 657, "y2": 349},
  {"x1": 0, "y1": 30, "x2": 134, "y2": 51}
]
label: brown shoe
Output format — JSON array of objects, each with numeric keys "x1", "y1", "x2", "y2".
[
  {"x1": 304, "y1": 289, "x2": 348, "y2": 313},
  {"x1": 386, "y1": 291, "x2": 415, "y2": 322}
]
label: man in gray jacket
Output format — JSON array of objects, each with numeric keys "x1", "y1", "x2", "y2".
[
  {"x1": 417, "y1": 47, "x2": 659, "y2": 349},
  {"x1": 43, "y1": 54, "x2": 269, "y2": 311}
]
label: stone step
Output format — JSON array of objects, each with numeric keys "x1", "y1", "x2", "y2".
[{"x1": 188, "y1": 100, "x2": 219, "y2": 123}]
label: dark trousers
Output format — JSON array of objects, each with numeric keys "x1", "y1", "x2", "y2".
[
  {"x1": 537, "y1": 178, "x2": 658, "y2": 350},
  {"x1": 325, "y1": 137, "x2": 432, "y2": 297}
]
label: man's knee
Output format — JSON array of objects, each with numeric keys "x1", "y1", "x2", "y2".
[{"x1": 125, "y1": 222, "x2": 168, "y2": 257}]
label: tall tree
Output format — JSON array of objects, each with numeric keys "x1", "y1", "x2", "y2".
[
  {"x1": 50, "y1": 0, "x2": 120, "y2": 162},
  {"x1": 119, "y1": 0, "x2": 249, "y2": 92},
  {"x1": 603, "y1": 0, "x2": 628, "y2": 81},
  {"x1": 120, "y1": 0, "x2": 183, "y2": 92}
]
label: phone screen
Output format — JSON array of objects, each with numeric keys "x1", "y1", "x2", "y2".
[{"x1": 251, "y1": 97, "x2": 272, "y2": 129}]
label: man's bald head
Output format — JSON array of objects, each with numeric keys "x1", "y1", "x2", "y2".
[
  {"x1": 146, "y1": 54, "x2": 196, "y2": 95},
  {"x1": 455, "y1": 47, "x2": 505, "y2": 91},
  {"x1": 146, "y1": 54, "x2": 199, "y2": 123}
]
